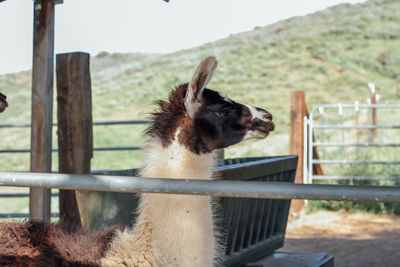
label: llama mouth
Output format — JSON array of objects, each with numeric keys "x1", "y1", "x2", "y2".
[
  {"x1": 250, "y1": 121, "x2": 275, "y2": 134},
  {"x1": 244, "y1": 121, "x2": 275, "y2": 140},
  {"x1": 252, "y1": 130, "x2": 269, "y2": 139},
  {"x1": 265, "y1": 121, "x2": 275, "y2": 132}
]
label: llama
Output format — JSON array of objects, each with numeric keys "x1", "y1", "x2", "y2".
[
  {"x1": 0, "y1": 57, "x2": 274, "y2": 266},
  {"x1": 101, "y1": 56, "x2": 274, "y2": 267},
  {"x1": 0, "y1": 92, "x2": 7, "y2": 113}
]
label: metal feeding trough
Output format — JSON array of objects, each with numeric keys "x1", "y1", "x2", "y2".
[{"x1": 76, "y1": 156, "x2": 297, "y2": 267}]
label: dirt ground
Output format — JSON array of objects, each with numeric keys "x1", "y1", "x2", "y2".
[{"x1": 280, "y1": 211, "x2": 400, "y2": 267}]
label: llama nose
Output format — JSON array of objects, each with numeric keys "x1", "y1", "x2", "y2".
[
  {"x1": 255, "y1": 107, "x2": 272, "y2": 121},
  {"x1": 264, "y1": 112, "x2": 273, "y2": 121},
  {"x1": 252, "y1": 108, "x2": 274, "y2": 131}
]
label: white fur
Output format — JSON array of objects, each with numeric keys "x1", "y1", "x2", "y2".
[
  {"x1": 245, "y1": 104, "x2": 265, "y2": 120},
  {"x1": 243, "y1": 104, "x2": 270, "y2": 140},
  {"x1": 101, "y1": 135, "x2": 218, "y2": 267}
]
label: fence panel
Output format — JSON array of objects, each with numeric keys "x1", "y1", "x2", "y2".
[
  {"x1": 0, "y1": 119, "x2": 149, "y2": 218},
  {"x1": 306, "y1": 104, "x2": 400, "y2": 183}
]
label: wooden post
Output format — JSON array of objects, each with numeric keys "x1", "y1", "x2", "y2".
[
  {"x1": 57, "y1": 52, "x2": 93, "y2": 231},
  {"x1": 29, "y1": 0, "x2": 56, "y2": 222},
  {"x1": 290, "y1": 91, "x2": 307, "y2": 213}
]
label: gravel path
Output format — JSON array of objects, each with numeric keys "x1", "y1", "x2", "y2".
[{"x1": 280, "y1": 211, "x2": 400, "y2": 267}]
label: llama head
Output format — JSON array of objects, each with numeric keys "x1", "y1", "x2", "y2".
[
  {"x1": 0, "y1": 93, "x2": 8, "y2": 113},
  {"x1": 148, "y1": 56, "x2": 274, "y2": 154}
]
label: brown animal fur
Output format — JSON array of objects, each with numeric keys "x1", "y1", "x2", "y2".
[
  {"x1": 0, "y1": 220, "x2": 123, "y2": 266},
  {"x1": 147, "y1": 84, "x2": 188, "y2": 149},
  {"x1": 0, "y1": 92, "x2": 8, "y2": 113}
]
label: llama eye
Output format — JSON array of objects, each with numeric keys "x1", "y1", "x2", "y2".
[{"x1": 214, "y1": 111, "x2": 228, "y2": 118}]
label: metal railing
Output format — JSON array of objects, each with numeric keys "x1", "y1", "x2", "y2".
[
  {"x1": 0, "y1": 170, "x2": 400, "y2": 203},
  {"x1": 0, "y1": 192, "x2": 60, "y2": 218},
  {"x1": 3, "y1": 159, "x2": 400, "y2": 266},
  {"x1": 0, "y1": 119, "x2": 149, "y2": 218},
  {"x1": 305, "y1": 104, "x2": 400, "y2": 183},
  {"x1": 0, "y1": 120, "x2": 150, "y2": 153}
]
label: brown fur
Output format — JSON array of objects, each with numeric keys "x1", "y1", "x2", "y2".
[
  {"x1": 147, "y1": 83, "x2": 188, "y2": 148},
  {"x1": 146, "y1": 82, "x2": 272, "y2": 155},
  {"x1": 0, "y1": 92, "x2": 8, "y2": 113},
  {"x1": 147, "y1": 83, "x2": 216, "y2": 154},
  {"x1": 0, "y1": 220, "x2": 124, "y2": 266}
]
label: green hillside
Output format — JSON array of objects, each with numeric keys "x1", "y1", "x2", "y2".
[{"x1": 0, "y1": 0, "x2": 399, "y2": 172}]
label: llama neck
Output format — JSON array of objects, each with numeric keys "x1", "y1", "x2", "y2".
[
  {"x1": 102, "y1": 138, "x2": 219, "y2": 267},
  {"x1": 140, "y1": 138, "x2": 215, "y2": 180},
  {"x1": 139, "y1": 139, "x2": 217, "y2": 266}
]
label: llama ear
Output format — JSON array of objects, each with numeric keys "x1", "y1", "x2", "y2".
[{"x1": 185, "y1": 56, "x2": 218, "y2": 118}]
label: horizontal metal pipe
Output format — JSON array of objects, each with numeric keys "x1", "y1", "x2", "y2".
[
  {"x1": 313, "y1": 160, "x2": 400, "y2": 165},
  {"x1": 0, "y1": 120, "x2": 150, "y2": 128},
  {"x1": 0, "y1": 193, "x2": 59, "y2": 198},
  {"x1": 313, "y1": 125, "x2": 400, "y2": 129},
  {"x1": 0, "y1": 146, "x2": 142, "y2": 153},
  {"x1": 92, "y1": 146, "x2": 143, "y2": 152},
  {"x1": 314, "y1": 104, "x2": 400, "y2": 109},
  {"x1": 312, "y1": 142, "x2": 400, "y2": 147},
  {"x1": 0, "y1": 123, "x2": 32, "y2": 128},
  {"x1": 93, "y1": 120, "x2": 150, "y2": 126},
  {"x1": 0, "y1": 213, "x2": 59, "y2": 218},
  {"x1": 0, "y1": 172, "x2": 400, "y2": 203},
  {"x1": 313, "y1": 175, "x2": 400, "y2": 181},
  {"x1": 0, "y1": 149, "x2": 31, "y2": 153},
  {"x1": 310, "y1": 104, "x2": 400, "y2": 118}
]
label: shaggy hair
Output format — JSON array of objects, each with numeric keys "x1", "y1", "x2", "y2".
[
  {"x1": 0, "y1": 92, "x2": 8, "y2": 113},
  {"x1": 0, "y1": 220, "x2": 123, "y2": 266},
  {"x1": 147, "y1": 83, "x2": 188, "y2": 148}
]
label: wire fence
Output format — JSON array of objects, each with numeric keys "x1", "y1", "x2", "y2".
[
  {"x1": 0, "y1": 119, "x2": 149, "y2": 218},
  {"x1": 0, "y1": 120, "x2": 150, "y2": 153}
]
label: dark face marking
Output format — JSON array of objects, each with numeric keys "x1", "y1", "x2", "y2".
[
  {"x1": 0, "y1": 93, "x2": 8, "y2": 113},
  {"x1": 147, "y1": 84, "x2": 274, "y2": 154},
  {"x1": 147, "y1": 56, "x2": 274, "y2": 154},
  {"x1": 194, "y1": 89, "x2": 250, "y2": 150}
]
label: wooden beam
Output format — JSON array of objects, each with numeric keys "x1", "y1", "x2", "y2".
[
  {"x1": 29, "y1": 0, "x2": 55, "y2": 222},
  {"x1": 289, "y1": 91, "x2": 307, "y2": 213},
  {"x1": 56, "y1": 52, "x2": 93, "y2": 231},
  {"x1": 290, "y1": 91, "x2": 306, "y2": 183}
]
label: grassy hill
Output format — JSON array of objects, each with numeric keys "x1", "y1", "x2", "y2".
[{"x1": 0, "y1": 0, "x2": 399, "y2": 172}]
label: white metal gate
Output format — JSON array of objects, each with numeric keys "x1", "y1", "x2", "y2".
[{"x1": 304, "y1": 103, "x2": 400, "y2": 184}]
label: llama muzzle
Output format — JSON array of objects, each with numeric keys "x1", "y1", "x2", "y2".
[
  {"x1": 248, "y1": 119, "x2": 275, "y2": 139},
  {"x1": 244, "y1": 106, "x2": 275, "y2": 140}
]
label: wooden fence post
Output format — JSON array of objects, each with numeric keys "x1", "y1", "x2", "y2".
[
  {"x1": 29, "y1": 0, "x2": 56, "y2": 222},
  {"x1": 57, "y1": 52, "x2": 93, "y2": 231},
  {"x1": 290, "y1": 91, "x2": 307, "y2": 213}
]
